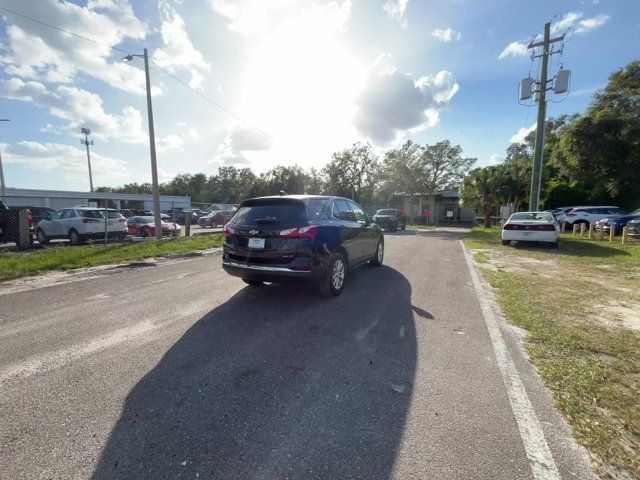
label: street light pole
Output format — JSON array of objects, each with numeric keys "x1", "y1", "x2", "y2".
[
  {"x1": 123, "y1": 49, "x2": 162, "y2": 240},
  {"x1": 81, "y1": 127, "x2": 94, "y2": 192},
  {"x1": 0, "y1": 119, "x2": 10, "y2": 206}
]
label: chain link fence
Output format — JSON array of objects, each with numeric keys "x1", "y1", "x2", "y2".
[{"x1": 0, "y1": 195, "x2": 231, "y2": 251}]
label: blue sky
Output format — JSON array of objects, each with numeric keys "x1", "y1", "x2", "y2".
[{"x1": 0, "y1": 0, "x2": 638, "y2": 191}]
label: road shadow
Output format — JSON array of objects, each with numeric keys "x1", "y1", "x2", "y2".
[{"x1": 92, "y1": 265, "x2": 417, "y2": 480}]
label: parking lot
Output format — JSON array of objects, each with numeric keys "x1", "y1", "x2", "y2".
[{"x1": 0, "y1": 229, "x2": 596, "y2": 480}]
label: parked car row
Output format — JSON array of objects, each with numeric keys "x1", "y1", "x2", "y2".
[
  {"x1": 550, "y1": 205, "x2": 640, "y2": 236},
  {"x1": 34, "y1": 207, "x2": 182, "y2": 245}
]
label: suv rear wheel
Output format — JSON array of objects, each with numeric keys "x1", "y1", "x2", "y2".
[{"x1": 320, "y1": 252, "x2": 346, "y2": 297}]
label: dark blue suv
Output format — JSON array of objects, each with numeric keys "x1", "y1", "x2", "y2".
[{"x1": 222, "y1": 195, "x2": 384, "y2": 296}]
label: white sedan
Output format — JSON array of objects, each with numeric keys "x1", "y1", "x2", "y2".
[{"x1": 501, "y1": 211, "x2": 560, "y2": 247}]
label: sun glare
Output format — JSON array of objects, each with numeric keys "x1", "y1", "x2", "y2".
[{"x1": 238, "y1": 4, "x2": 365, "y2": 172}]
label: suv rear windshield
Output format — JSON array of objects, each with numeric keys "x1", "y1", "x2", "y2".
[
  {"x1": 510, "y1": 212, "x2": 554, "y2": 221},
  {"x1": 78, "y1": 209, "x2": 104, "y2": 219},
  {"x1": 231, "y1": 198, "x2": 330, "y2": 225}
]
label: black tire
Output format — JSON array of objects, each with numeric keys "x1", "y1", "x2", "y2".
[
  {"x1": 400, "y1": 224, "x2": 406, "y2": 230},
  {"x1": 371, "y1": 237, "x2": 384, "y2": 267},
  {"x1": 242, "y1": 279, "x2": 264, "y2": 287},
  {"x1": 69, "y1": 229, "x2": 82, "y2": 245},
  {"x1": 140, "y1": 227, "x2": 149, "y2": 238},
  {"x1": 36, "y1": 228, "x2": 49, "y2": 245},
  {"x1": 320, "y1": 252, "x2": 347, "y2": 297},
  {"x1": 501, "y1": 239, "x2": 511, "y2": 246}
]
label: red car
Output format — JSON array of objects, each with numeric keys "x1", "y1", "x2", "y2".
[
  {"x1": 197, "y1": 210, "x2": 234, "y2": 228},
  {"x1": 127, "y1": 216, "x2": 180, "y2": 237}
]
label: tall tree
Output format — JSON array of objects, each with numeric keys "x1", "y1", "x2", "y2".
[
  {"x1": 323, "y1": 142, "x2": 379, "y2": 204},
  {"x1": 378, "y1": 140, "x2": 426, "y2": 224},
  {"x1": 421, "y1": 140, "x2": 476, "y2": 192}
]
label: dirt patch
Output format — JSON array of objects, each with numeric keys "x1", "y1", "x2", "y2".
[{"x1": 594, "y1": 302, "x2": 640, "y2": 332}]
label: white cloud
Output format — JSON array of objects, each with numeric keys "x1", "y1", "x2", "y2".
[
  {"x1": 0, "y1": 77, "x2": 146, "y2": 143},
  {"x1": 212, "y1": 124, "x2": 272, "y2": 165},
  {"x1": 431, "y1": 28, "x2": 461, "y2": 42},
  {"x1": 499, "y1": 41, "x2": 528, "y2": 59},
  {"x1": 383, "y1": 0, "x2": 409, "y2": 28},
  {"x1": 0, "y1": 0, "x2": 150, "y2": 95},
  {"x1": 489, "y1": 154, "x2": 505, "y2": 165},
  {"x1": 353, "y1": 53, "x2": 459, "y2": 144},
  {"x1": 187, "y1": 128, "x2": 200, "y2": 140},
  {"x1": 152, "y1": 1, "x2": 210, "y2": 82},
  {"x1": 575, "y1": 13, "x2": 611, "y2": 33},
  {"x1": 510, "y1": 123, "x2": 536, "y2": 144},
  {"x1": 157, "y1": 134, "x2": 185, "y2": 153},
  {"x1": 2, "y1": 141, "x2": 129, "y2": 185},
  {"x1": 208, "y1": 0, "x2": 295, "y2": 35}
]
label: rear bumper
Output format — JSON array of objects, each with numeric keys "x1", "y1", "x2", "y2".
[
  {"x1": 502, "y1": 231, "x2": 558, "y2": 243},
  {"x1": 222, "y1": 257, "x2": 328, "y2": 285}
]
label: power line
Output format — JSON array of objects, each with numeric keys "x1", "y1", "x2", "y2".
[
  {"x1": 0, "y1": 5, "x2": 271, "y2": 139},
  {"x1": 150, "y1": 60, "x2": 272, "y2": 139},
  {"x1": 0, "y1": 5, "x2": 129, "y2": 54}
]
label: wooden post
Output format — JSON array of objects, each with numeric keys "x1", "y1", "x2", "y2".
[
  {"x1": 588, "y1": 224, "x2": 594, "y2": 240},
  {"x1": 599, "y1": 225, "x2": 605, "y2": 241},
  {"x1": 609, "y1": 225, "x2": 616, "y2": 242},
  {"x1": 561, "y1": 222, "x2": 566, "y2": 234},
  {"x1": 580, "y1": 223, "x2": 586, "y2": 236},
  {"x1": 572, "y1": 224, "x2": 578, "y2": 236},
  {"x1": 622, "y1": 226, "x2": 628, "y2": 245}
]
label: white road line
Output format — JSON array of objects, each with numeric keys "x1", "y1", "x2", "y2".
[{"x1": 461, "y1": 241, "x2": 561, "y2": 480}]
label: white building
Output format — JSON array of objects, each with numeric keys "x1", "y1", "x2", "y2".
[{"x1": 4, "y1": 188, "x2": 191, "y2": 211}]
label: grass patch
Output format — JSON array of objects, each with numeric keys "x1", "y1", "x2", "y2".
[
  {"x1": 0, "y1": 235, "x2": 224, "y2": 282},
  {"x1": 464, "y1": 227, "x2": 640, "y2": 479}
]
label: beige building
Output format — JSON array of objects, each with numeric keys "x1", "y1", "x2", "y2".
[{"x1": 402, "y1": 190, "x2": 475, "y2": 224}]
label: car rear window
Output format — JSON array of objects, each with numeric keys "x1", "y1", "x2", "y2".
[
  {"x1": 106, "y1": 211, "x2": 124, "y2": 218},
  {"x1": 78, "y1": 209, "x2": 105, "y2": 219},
  {"x1": 510, "y1": 212, "x2": 554, "y2": 222},
  {"x1": 376, "y1": 209, "x2": 396, "y2": 215},
  {"x1": 231, "y1": 200, "x2": 307, "y2": 225}
]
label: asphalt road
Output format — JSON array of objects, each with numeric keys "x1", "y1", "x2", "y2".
[{"x1": 0, "y1": 229, "x2": 596, "y2": 480}]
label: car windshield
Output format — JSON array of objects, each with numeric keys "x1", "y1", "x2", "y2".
[
  {"x1": 376, "y1": 209, "x2": 396, "y2": 215},
  {"x1": 77, "y1": 209, "x2": 105, "y2": 219},
  {"x1": 105, "y1": 211, "x2": 123, "y2": 218},
  {"x1": 510, "y1": 212, "x2": 554, "y2": 222}
]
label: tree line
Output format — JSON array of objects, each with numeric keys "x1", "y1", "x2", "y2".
[
  {"x1": 97, "y1": 140, "x2": 476, "y2": 216},
  {"x1": 461, "y1": 59, "x2": 640, "y2": 224}
]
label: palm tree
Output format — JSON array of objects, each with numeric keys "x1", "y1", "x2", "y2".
[{"x1": 460, "y1": 167, "x2": 501, "y2": 227}]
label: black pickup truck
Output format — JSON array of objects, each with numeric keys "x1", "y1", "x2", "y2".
[{"x1": 0, "y1": 200, "x2": 33, "y2": 244}]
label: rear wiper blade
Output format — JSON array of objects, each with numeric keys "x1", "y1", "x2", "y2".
[{"x1": 254, "y1": 218, "x2": 280, "y2": 224}]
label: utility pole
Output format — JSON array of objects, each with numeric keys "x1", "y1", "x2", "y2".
[
  {"x1": 0, "y1": 119, "x2": 10, "y2": 206},
  {"x1": 525, "y1": 22, "x2": 566, "y2": 211},
  {"x1": 81, "y1": 127, "x2": 94, "y2": 192},
  {"x1": 122, "y1": 48, "x2": 162, "y2": 240}
]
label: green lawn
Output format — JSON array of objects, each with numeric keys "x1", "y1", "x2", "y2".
[
  {"x1": 464, "y1": 227, "x2": 640, "y2": 479},
  {"x1": 0, "y1": 235, "x2": 224, "y2": 282}
]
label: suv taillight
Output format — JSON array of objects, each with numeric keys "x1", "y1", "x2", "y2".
[
  {"x1": 223, "y1": 224, "x2": 235, "y2": 236},
  {"x1": 565, "y1": 212, "x2": 577, "y2": 217},
  {"x1": 82, "y1": 218, "x2": 101, "y2": 223},
  {"x1": 279, "y1": 226, "x2": 319, "y2": 238}
]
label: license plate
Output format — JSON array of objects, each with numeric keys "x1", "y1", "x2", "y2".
[
  {"x1": 521, "y1": 231, "x2": 533, "y2": 236},
  {"x1": 248, "y1": 237, "x2": 265, "y2": 249}
]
